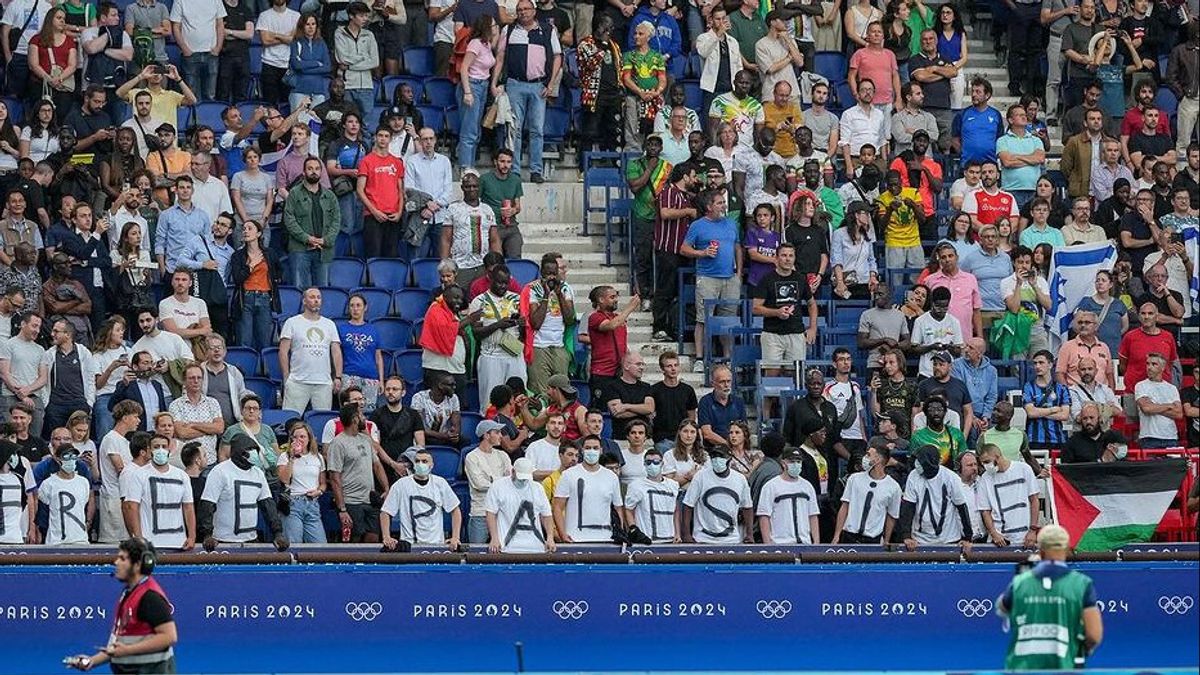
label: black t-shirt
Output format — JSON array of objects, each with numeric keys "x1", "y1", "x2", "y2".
[
  {"x1": 537, "y1": 6, "x2": 571, "y2": 39},
  {"x1": 603, "y1": 378, "x2": 653, "y2": 440},
  {"x1": 1119, "y1": 211, "x2": 1155, "y2": 271},
  {"x1": 596, "y1": 43, "x2": 622, "y2": 105},
  {"x1": 1060, "y1": 432, "x2": 1107, "y2": 464},
  {"x1": 714, "y1": 38, "x2": 732, "y2": 95},
  {"x1": 16, "y1": 436, "x2": 48, "y2": 464},
  {"x1": 1128, "y1": 132, "x2": 1174, "y2": 165},
  {"x1": 916, "y1": 376, "x2": 973, "y2": 418},
  {"x1": 1173, "y1": 170, "x2": 1199, "y2": 210},
  {"x1": 1182, "y1": 386, "x2": 1199, "y2": 449},
  {"x1": 874, "y1": 378, "x2": 917, "y2": 436},
  {"x1": 649, "y1": 380, "x2": 698, "y2": 442},
  {"x1": 752, "y1": 268, "x2": 811, "y2": 335},
  {"x1": 784, "y1": 224, "x2": 829, "y2": 276},
  {"x1": 136, "y1": 589, "x2": 173, "y2": 627},
  {"x1": 907, "y1": 53, "x2": 951, "y2": 110},
  {"x1": 223, "y1": 0, "x2": 255, "y2": 55},
  {"x1": 1135, "y1": 290, "x2": 1185, "y2": 337},
  {"x1": 371, "y1": 405, "x2": 424, "y2": 461}
]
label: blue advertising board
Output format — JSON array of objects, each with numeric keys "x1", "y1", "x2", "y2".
[{"x1": 0, "y1": 562, "x2": 1195, "y2": 673}]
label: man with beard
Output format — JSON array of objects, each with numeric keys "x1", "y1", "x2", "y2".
[
  {"x1": 1067, "y1": 357, "x2": 1119, "y2": 425},
  {"x1": 199, "y1": 434, "x2": 288, "y2": 549},
  {"x1": 1061, "y1": 403, "x2": 1127, "y2": 463},
  {"x1": 371, "y1": 376, "x2": 425, "y2": 482},
  {"x1": 962, "y1": 160, "x2": 1018, "y2": 230},
  {"x1": 890, "y1": 130, "x2": 942, "y2": 220},
  {"x1": 910, "y1": 396, "x2": 966, "y2": 466},
  {"x1": 900, "y1": 444, "x2": 974, "y2": 549},
  {"x1": 283, "y1": 157, "x2": 341, "y2": 288},
  {"x1": 793, "y1": 158, "x2": 844, "y2": 228}
]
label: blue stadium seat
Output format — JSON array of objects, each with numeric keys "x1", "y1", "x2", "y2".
[
  {"x1": 347, "y1": 287, "x2": 392, "y2": 320},
  {"x1": 410, "y1": 258, "x2": 441, "y2": 290},
  {"x1": 1155, "y1": 86, "x2": 1179, "y2": 117},
  {"x1": 403, "y1": 46, "x2": 435, "y2": 76},
  {"x1": 417, "y1": 105, "x2": 445, "y2": 133},
  {"x1": 445, "y1": 106, "x2": 461, "y2": 136},
  {"x1": 277, "y1": 285, "x2": 303, "y2": 315},
  {"x1": 237, "y1": 101, "x2": 268, "y2": 133},
  {"x1": 409, "y1": 320, "x2": 423, "y2": 349},
  {"x1": 261, "y1": 347, "x2": 284, "y2": 382},
  {"x1": 193, "y1": 101, "x2": 227, "y2": 132},
  {"x1": 393, "y1": 349, "x2": 424, "y2": 384},
  {"x1": 366, "y1": 258, "x2": 409, "y2": 288},
  {"x1": 393, "y1": 288, "x2": 430, "y2": 321},
  {"x1": 813, "y1": 51, "x2": 848, "y2": 85},
  {"x1": 372, "y1": 317, "x2": 414, "y2": 350},
  {"x1": 244, "y1": 377, "x2": 277, "y2": 406},
  {"x1": 681, "y1": 80, "x2": 702, "y2": 112},
  {"x1": 226, "y1": 346, "x2": 261, "y2": 377},
  {"x1": 328, "y1": 258, "x2": 365, "y2": 288},
  {"x1": 572, "y1": 381, "x2": 590, "y2": 407},
  {"x1": 317, "y1": 287, "x2": 349, "y2": 318},
  {"x1": 423, "y1": 77, "x2": 456, "y2": 108},
  {"x1": 544, "y1": 107, "x2": 570, "y2": 147},
  {"x1": 427, "y1": 445, "x2": 462, "y2": 479},
  {"x1": 459, "y1": 411, "x2": 483, "y2": 447},
  {"x1": 368, "y1": 106, "x2": 389, "y2": 129},
  {"x1": 666, "y1": 56, "x2": 686, "y2": 80},
  {"x1": 506, "y1": 259, "x2": 539, "y2": 286},
  {"x1": 450, "y1": 481, "x2": 471, "y2": 537},
  {"x1": 687, "y1": 51, "x2": 702, "y2": 78},
  {"x1": 382, "y1": 75, "x2": 423, "y2": 105},
  {"x1": 2, "y1": 97, "x2": 23, "y2": 125},
  {"x1": 177, "y1": 106, "x2": 194, "y2": 132},
  {"x1": 261, "y1": 408, "x2": 301, "y2": 430},
  {"x1": 303, "y1": 410, "x2": 339, "y2": 437}
]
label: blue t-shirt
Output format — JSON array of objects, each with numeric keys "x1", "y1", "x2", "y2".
[
  {"x1": 338, "y1": 322, "x2": 382, "y2": 379},
  {"x1": 697, "y1": 392, "x2": 747, "y2": 439},
  {"x1": 1023, "y1": 380, "x2": 1071, "y2": 446},
  {"x1": 953, "y1": 106, "x2": 1004, "y2": 165},
  {"x1": 743, "y1": 226, "x2": 779, "y2": 287},
  {"x1": 961, "y1": 247, "x2": 1014, "y2": 312},
  {"x1": 683, "y1": 216, "x2": 738, "y2": 279},
  {"x1": 1096, "y1": 65, "x2": 1125, "y2": 119},
  {"x1": 996, "y1": 132, "x2": 1045, "y2": 191}
]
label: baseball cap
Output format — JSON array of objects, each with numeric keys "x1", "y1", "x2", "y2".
[
  {"x1": 846, "y1": 200, "x2": 871, "y2": 218},
  {"x1": 1037, "y1": 524, "x2": 1070, "y2": 551},
  {"x1": 931, "y1": 350, "x2": 953, "y2": 364},
  {"x1": 547, "y1": 374, "x2": 576, "y2": 395},
  {"x1": 513, "y1": 457, "x2": 534, "y2": 481},
  {"x1": 57, "y1": 446, "x2": 80, "y2": 461},
  {"x1": 476, "y1": 419, "x2": 506, "y2": 437},
  {"x1": 154, "y1": 122, "x2": 175, "y2": 135},
  {"x1": 800, "y1": 417, "x2": 824, "y2": 437},
  {"x1": 782, "y1": 448, "x2": 804, "y2": 461},
  {"x1": 912, "y1": 129, "x2": 930, "y2": 141}
]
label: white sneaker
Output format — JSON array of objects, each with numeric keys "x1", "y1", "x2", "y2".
[
  {"x1": 692, "y1": 359, "x2": 705, "y2": 373},
  {"x1": 640, "y1": 299, "x2": 652, "y2": 312},
  {"x1": 653, "y1": 330, "x2": 672, "y2": 342}
]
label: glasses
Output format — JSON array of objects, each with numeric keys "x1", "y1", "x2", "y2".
[{"x1": 645, "y1": 459, "x2": 662, "y2": 466}]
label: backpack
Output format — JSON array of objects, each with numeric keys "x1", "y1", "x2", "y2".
[
  {"x1": 132, "y1": 28, "x2": 156, "y2": 71},
  {"x1": 446, "y1": 25, "x2": 472, "y2": 85}
]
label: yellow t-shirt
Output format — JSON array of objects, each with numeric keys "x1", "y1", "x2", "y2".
[
  {"x1": 542, "y1": 471, "x2": 561, "y2": 502},
  {"x1": 875, "y1": 187, "x2": 922, "y2": 248},
  {"x1": 762, "y1": 102, "x2": 804, "y2": 158},
  {"x1": 126, "y1": 88, "x2": 185, "y2": 128}
]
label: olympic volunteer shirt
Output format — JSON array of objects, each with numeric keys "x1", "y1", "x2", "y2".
[
  {"x1": 624, "y1": 475, "x2": 680, "y2": 543},
  {"x1": 839, "y1": 471, "x2": 902, "y2": 539},
  {"x1": 381, "y1": 474, "x2": 460, "y2": 545},
  {"x1": 977, "y1": 461, "x2": 1039, "y2": 541},
  {"x1": 38, "y1": 472, "x2": 91, "y2": 545},
  {"x1": 201, "y1": 460, "x2": 272, "y2": 543},
  {"x1": 756, "y1": 473, "x2": 820, "y2": 544},
  {"x1": 903, "y1": 466, "x2": 970, "y2": 545},
  {"x1": 682, "y1": 464, "x2": 752, "y2": 544},
  {"x1": 126, "y1": 463, "x2": 194, "y2": 549},
  {"x1": 554, "y1": 463, "x2": 622, "y2": 542},
  {"x1": 485, "y1": 476, "x2": 552, "y2": 553},
  {"x1": 0, "y1": 470, "x2": 29, "y2": 544}
]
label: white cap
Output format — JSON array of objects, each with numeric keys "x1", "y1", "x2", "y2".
[{"x1": 513, "y1": 457, "x2": 534, "y2": 481}]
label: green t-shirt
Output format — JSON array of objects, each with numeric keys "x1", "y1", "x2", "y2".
[
  {"x1": 910, "y1": 424, "x2": 967, "y2": 465},
  {"x1": 479, "y1": 170, "x2": 525, "y2": 226},
  {"x1": 980, "y1": 427, "x2": 1029, "y2": 464},
  {"x1": 905, "y1": 4, "x2": 934, "y2": 57},
  {"x1": 620, "y1": 49, "x2": 665, "y2": 92},
  {"x1": 221, "y1": 423, "x2": 280, "y2": 470},
  {"x1": 625, "y1": 157, "x2": 672, "y2": 222}
]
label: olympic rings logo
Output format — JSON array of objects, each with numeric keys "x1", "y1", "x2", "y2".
[
  {"x1": 345, "y1": 602, "x2": 383, "y2": 621},
  {"x1": 756, "y1": 600, "x2": 793, "y2": 619},
  {"x1": 1158, "y1": 596, "x2": 1194, "y2": 615},
  {"x1": 824, "y1": 547, "x2": 859, "y2": 554},
  {"x1": 956, "y1": 598, "x2": 994, "y2": 618},
  {"x1": 552, "y1": 600, "x2": 589, "y2": 620}
]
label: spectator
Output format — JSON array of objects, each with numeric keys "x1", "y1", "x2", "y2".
[
  {"x1": 381, "y1": 447, "x2": 462, "y2": 550},
  {"x1": 1144, "y1": 229, "x2": 1195, "y2": 322},
  {"x1": 824, "y1": 348, "x2": 867, "y2": 465},
  {"x1": 253, "y1": 0, "x2": 301, "y2": 106},
  {"x1": 525, "y1": 410, "x2": 567, "y2": 480},
  {"x1": 891, "y1": 130, "x2": 942, "y2": 220},
  {"x1": 480, "y1": 149, "x2": 525, "y2": 257},
  {"x1": 1059, "y1": 0, "x2": 1101, "y2": 111},
  {"x1": 909, "y1": 30, "x2": 956, "y2": 148},
  {"x1": 168, "y1": 363, "x2": 224, "y2": 467},
  {"x1": 681, "y1": 443, "x2": 753, "y2": 544},
  {"x1": 282, "y1": 155, "x2": 341, "y2": 288},
  {"x1": 553, "y1": 433, "x2": 625, "y2": 542},
  {"x1": 469, "y1": 265, "x2": 525, "y2": 414},
  {"x1": 95, "y1": 398, "x2": 141, "y2": 542},
  {"x1": 794, "y1": 158, "x2": 845, "y2": 228},
  {"x1": 960, "y1": 225, "x2": 1014, "y2": 328},
  {"x1": 178, "y1": 215, "x2": 234, "y2": 337},
  {"x1": 328, "y1": 401, "x2": 388, "y2": 543},
  {"x1": 830, "y1": 202, "x2": 878, "y2": 299},
  {"x1": 839, "y1": 78, "x2": 890, "y2": 180},
  {"x1": 228, "y1": 219, "x2": 282, "y2": 352},
  {"x1": 441, "y1": 173, "x2": 501, "y2": 290},
  {"x1": 492, "y1": 0, "x2": 562, "y2": 182},
  {"x1": 0, "y1": 313, "x2": 47, "y2": 437},
  {"x1": 1182, "y1": 363, "x2": 1199, "y2": 450},
  {"x1": 1056, "y1": 310, "x2": 1113, "y2": 388},
  {"x1": 1089, "y1": 139, "x2": 1135, "y2": 205},
  {"x1": 412, "y1": 373, "x2": 463, "y2": 448},
  {"x1": 710, "y1": 72, "x2": 766, "y2": 153},
  {"x1": 1137, "y1": 263, "x2": 1186, "y2": 336},
  {"x1": 37, "y1": 444, "x2": 92, "y2": 545},
  {"x1": 926, "y1": 241, "x2": 983, "y2": 339},
  {"x1": 626, "y1": 136, "x2": 669, "y2": 301},
  {"x1": 520, "y1": 256, "x2": 575, "y2": 394},
  {"x1": 455, "y1": 16, "x2": 498, "y2": 172},
  {"x1": 1068, "y1": 357, "x2": 1120, "y2": 424},
  {"x1": 1022, "y1": 350, "x2": 1071, "y2": 451},
  {"x1": 1061, "y1": 404, "x2": 1123, "y2": 463},
  {"x1": 955, "y1": 450, "x2": 985, "y2": 542},
  {"x1": 760, "y1": 82, "x2": 803, "y2": 161},
  {"x1": 832, "y1": 444, "x2": 900, "y2": 544},
  {"x1": 278, "y1": 287, "x2": 342, "y2": 413},
  {"x1": 584, "y1": 284, "x2": 635, "y2": 401},
  {"x1": 1120, "y1": 82, "x2": 1173, "y2": 167},
  {"x1": 755, "y1": 10, "x2": 802, "y2": 105},
  {"x1": 1062, "y1": 198, "x2": 1108, "y2": 245},
  {"x1": 39, "y1": 319, "x2": 97, "y2": 439},
  {"x1": 463, "y1": 420, "x2": 511, "y2": 540},
  {"x1": 695, "y1": 6, "x2": 745, "y2": 128},
  {"x1": 108, "y1": 351, "x2": 168, "y2": 432},
  {"x1": 756, "y1": 445, "x2": 821, "y2": 545},
  {"x1": 1060, "y1": 109, "x2": 1110, "y2": 201},
  {"x1": 952, "y1": 78, "x2": 1003, "y2": 165},
  {"x1": 697, "y1": 364, "x2": 747, "y2": 448},
  {"x1": 752, "y1": 240, "x2": 818, "y2": 363},
  {"x1": 655, "y1": 105, "x2": 691, "y2": 165},
  {"x1": 154, "y1": 175, "x2": 210, "y2": 275},
  {"x1": 681, "y1": 189, "x2": 740, "y2": 372},
  {"x1": 651, "y1": 165, "x2": 698, "y2": 342},
  {"x1": 1166, "y1": 21, "x2": 1198, "y2": 160},
  {"x1": 1160, "y1": 186, "x2": 1198, "y2": 234},
  {"x1": 485, "y1": 456, "x2": 556, "y2": 553},
  {"x1": 1135, "y1": 353, "x2": 1183, "y2": 449},
  {"x1": 215, "y1": 0, "x2": 255, "y2": 104},
  {"x1": 909, "y1": 285, "x2": 964, "y2": 377},
  {"x1": 996, "y1": 104, "x2": 1046, "y2": 207},
  {"x1": 952, "y1": 337, "x2": 997, "y2": 434},
  {"x1": 200, "y1": 335, "x2": 245, "y2": 429},
  {"x1": 869, "y1": 347, "x2": 917, "y2": 436},
  {"x1": 334, "y1": 3, "x2": 380, "y2": 115},
  {"x1": 911, "y1": 396, "x2": 966, "y2": 465},
  {"x1": 126, "y1": 432, "x2": 195, "y2": 549},
  {"x1": 997, "y1": 246, "x2": 1050, "y2": 357},
  {"x1": 916, "y1": 349, "x2": 974, "y2": 430},
  {"x1": 601, "y1": 352, "x2": 653, "y2": 441},
  {"x1": 622, "y1": 445, "x2": 680, "y2": 544},
  {"x1": 899, "y1": 444, "x2": 974, "y2": 549},
  {"x1": 1126, "y1": 108, "x2": 1176, "y2": 171},
  {"x1": 654, "y1": 83, "x2": 702, "y2": 138},
  {"x1": 1119, "y1": 303, "x2": 1178, "y2": 390},
  {"x1": 622, "y1": 20, "x2": 667, "y2": 151},
  {"x1": 976, "y1": 442, "x2": 1040, "y2": 548},
  {"x1": 357, "y1": 126, "x2": 406, "y2": 260},
  {"x1": 873, "y1": 168, "x2": 924, "y2": 270}
]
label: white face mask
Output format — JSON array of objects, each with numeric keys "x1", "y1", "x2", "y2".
[
  {"x1": 983, "y1": 461, "x2": 998, "y2": 476},
  {"x1": 710, "y1": 457, "x2": 729, "y2": 474},
  {"x1": 861, "y1": 455, "x2": 873, "y2": 472}
]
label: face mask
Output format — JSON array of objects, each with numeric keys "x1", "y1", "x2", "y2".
[
  {"x1": 983, "y1": 462, "x2": 998, "y2": 476},
  {"x1": 711, "y1": 457, "x2": 729, "y2": 474},
  {"x1": 861, "y1": 455, "x2": 873, "y2": 472},
  {"x1": 582, "y1": 449, "x2": 601, "y2": 465},
  {"x1": 513, "y1": 478, "x2": 529, "y2": 489},
  {"x1": 151, "y1": 448, "x2": 170, "y2": 466},
  {"x1": 786, "y1": 462, "x2": 803, "y2": 479},
  {"x1": 60, "y1": 459, "x2": 77, "y2": 474},
  {"x1": 413, "y1": 462, "x2": 432, "y2": 477},
  {"x1": 1114, "y1": 445, "x2": 1128, "y2": 460},
  {"x1": 645, "y1": 462, "x2": 662, "y2": 478},
  {"x1": 7, "y1": 454, "x2": 18, "y2": 469}
]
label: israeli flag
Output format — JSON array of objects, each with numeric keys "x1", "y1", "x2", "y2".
[{"x1": 1045, "y1": 240, "x2": 1119, "y2": 349}]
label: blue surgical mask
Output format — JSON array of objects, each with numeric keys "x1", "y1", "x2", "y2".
[
  {"x1": 645, "y1": 462, "x2": 662, "y2": 478},
  {"x1": 711, "y1": 457, "x2": 729, "y2": 474},
  {"x1": 151, "y1": 448, "x2": 170, "y2": 466},
  {"x1": 1113, "y1": 445, "x2": 1128, "y2": 460},
  {"x1": 7, "y1": 454, "x2": 17, "y2": 469},
  {"x1": 60, "y1": 459, "x2": 77, "y2": 474},
  {"x1": 413, "y1": 462, "x2": 432, "y2": 477},
  {"x1": 583, "y1": 449, "x2": 601, "y2": 465},
  {"x1": 786, "y1": 462, "x2": 803, "y2": 479}
]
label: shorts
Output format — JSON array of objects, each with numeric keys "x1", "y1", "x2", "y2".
[
  {"x1": 346, "y1": 503, "x2": 381, "y2": 538},
  {"x1": 761, "y1": 331, "x2": 807, "y2": 363},
  {"x1": 694, "y1": 275, "x2": 740, "y2": 324}
]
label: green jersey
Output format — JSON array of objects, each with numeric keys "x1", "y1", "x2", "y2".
[{"x1": 1002, "y1": 564, "x2": 1096, "y2": 671}]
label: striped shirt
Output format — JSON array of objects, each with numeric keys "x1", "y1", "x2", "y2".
[
  {"x1": 654, "y1": 183, "x2": 693, "y2": 253},
  {"x1": 1022, "y1": 380, "x2": 1071, "y2": 447}
]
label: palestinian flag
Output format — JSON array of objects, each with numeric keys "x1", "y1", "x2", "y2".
[{"x1": 1051, "y1": 460, "x2": 1188, "y2": 551}]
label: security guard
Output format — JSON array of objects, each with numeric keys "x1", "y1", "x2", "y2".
[
  {"x1": 66, "y1": 538, "x2": 178, "y2": 673},
  {"x1": 998, "y1": 524, "x2": 1104, "y2": 671}
]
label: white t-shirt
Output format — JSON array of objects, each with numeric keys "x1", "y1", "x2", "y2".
[
  {"x1": 132, "y1": 330, "x2": 194, "y2": 362},
  {"x1": 977, "y1": 461, "x2": 1039, "y2": 540},
  {"x1": 624, "y1": 476, "x2": 680, "y2": 542},
  {"x1": 910, "y1": 312, "x2": 966, "y2": 377},
  {"x1": 0, "y1": 0, "x2": 52, "y2": 55},
  {"x1": 1134, "y1": 379, "x2": 1181, "y2": 442},
  {"x1": 99, "y1": 430, "x2": 132, "y2": 498},
  {"x1": 618, "y1": 446, "x2": 650, "y2": 487},
  {"x1": 381, "y1": 474, "x2": 460, "y2": 545},
  {"x1": 409, "y1": 390, "x2": 460, "y2": 434},
  {"x1": 961, "y1": 477, "x2": 985, "y2": 541},
  {"x1": 38, "y1": 473, "x2": 91, "y2": 545},
  {"x1": 126, "y1": 464, "x2": 194, "y2": 549},
  {"x1": 280, "y1": 315, "x2": 340, "y2": 385},
  {"x1": 682, "y1": 466, "x2": 752, "y2": 544},
  {"x1": 170, "y1": 0, "x2": 227, "y2": 53},
  {"x1": 118, "y1": 461, "x2": 151, "y2": 500},
  {"x1": 554, "y1": 464, "x2": 622, "y2": 543},
  {"x1": 524, "y1": 438, "x2": 561, "y2": 473},
  {"x1": 256, "y1": 7, "x2": 301, "y2": 67},
  {"x1": 0, "y1": 471, "x2": 30, "y2": 544},
  {"x1": 93, "y1": 346, "x2": 132, "y2": 397},
  {"x1": 839, "y1": 471, "x2": 902, "y2": 539},
  {"x1": 756, "y1": 474, "x2": 820, "y2": 544},
  {"x1": 823, "y1": 379, "x2": 866, "y2": 440},
  {"x1": 949, "y1": 179, "x2": 979, "y2": 206},
  {"x1": 484, "y1": 476, "x2": 551, "y2": 553},
  {"x1": 278, "y1": 452, "x2": 324, "y2": 495},
  {"x1": 903, "y1": 466, "x2": 969, "y2": 545},
  {"x1": 201, "y1": 460, "x2": 271, "y2": 542},
  {"x1": 159, "y1": 295, "x2": 210, "y2": 332}
]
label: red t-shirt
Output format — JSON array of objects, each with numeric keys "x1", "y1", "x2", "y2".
[
  {"x1": 1120, "y1": 107, "x2": 1171, "y2": 139},
  {"x1": 972, "y1": 189, "x2": 1017, "y2": 226},
  {"x1": 891, "y1": 157, "x2": 943, "y2": 217},
  {"x1": 1117, "y1": 327, "x2": 1177, "y2": 391},
  {"x1": 29, "y1": 34, "x2": 77, "y2": 77},
  {"x1": 468, "y1": 274, "x2": 520, "y2": 300},
  {"x1": 587, "y1": 310, "x2": 626, "y2": 378},
  {"x1": 849, "y1": 47, "x2": 898, "y2": 104},
  {"x1": 357, "y1": 151, "x2": 405, "y2": 215}
]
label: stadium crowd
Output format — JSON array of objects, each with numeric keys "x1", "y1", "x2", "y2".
[{"x1": 0, "y1": 0, "x2": 1195, "y2": 553}]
